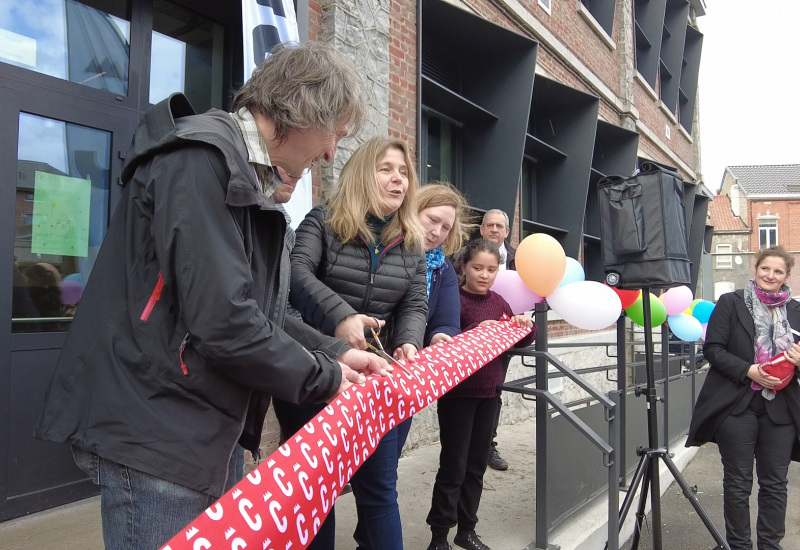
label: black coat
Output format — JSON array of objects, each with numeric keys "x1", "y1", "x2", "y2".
[
  {"x1": 687, "y1": 290, "x2": 800, "y2": 459},
  {"x1": 290, "y1": 206, "x2": 428, "y2": 352},
  {"x1": 36, "y1": 95, "x2": 344, "y2": 497}
]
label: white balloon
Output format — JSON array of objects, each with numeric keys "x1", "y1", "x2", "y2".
[{"x1": 546, "y1": 281, "x2": 622, "y2": 330}]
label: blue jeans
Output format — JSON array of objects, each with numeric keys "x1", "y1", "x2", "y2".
[
  {"x1": 73, "y1": 446, "x2": 237, "y2": 550},
  {"x1": 351, "y1": 425, "x2": 404, "y2": 550}
]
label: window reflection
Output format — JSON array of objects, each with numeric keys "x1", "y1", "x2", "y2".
[
  {"x1": 0, "y1": 0, "x2": 130, "y2": 94},
  {"x1": 150, "y1": 0, "x2": 225, "y2": 111},
  {"x1": 14, "y1": 113, "x2": 110, "y2": 331}
]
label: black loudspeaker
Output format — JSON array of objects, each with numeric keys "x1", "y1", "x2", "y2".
[{"x1": 597, "y1": 162, "x2": 691, "y2": 290}]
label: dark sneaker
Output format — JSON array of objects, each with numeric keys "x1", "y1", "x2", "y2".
[
  {"x1": 487, "y1": 447, "x2": 508, "y2": 471},
  {"x1": 454, "y1": 530, "x2": 491, "y2": 550},
  {"x1": 426, "y1": 542, "x2": 452, "y2": 550}
]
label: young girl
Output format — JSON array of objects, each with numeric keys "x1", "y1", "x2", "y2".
[{"x1": 426, "y1": 239, "x2": 536, "y2": 550}]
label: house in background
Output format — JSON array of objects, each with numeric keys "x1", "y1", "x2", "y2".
[{"x1": 709, "y1": 164, "x2": 800, "y2": 299}]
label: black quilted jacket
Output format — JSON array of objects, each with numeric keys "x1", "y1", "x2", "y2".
[{"x1": 290, "y1": 206, "x2": 428, "y2": 352}]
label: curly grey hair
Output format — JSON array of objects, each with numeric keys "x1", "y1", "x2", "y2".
[{"x1": 232, "y1": 41, "x2": 365, "y2": 142}]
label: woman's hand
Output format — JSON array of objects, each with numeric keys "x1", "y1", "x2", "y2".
[
  {"x1": 478, "y1": 320, "x2": 497, "y2": 327},
  {"x1": 747, "y1": 363, "x2": 781, "y2": 390},
  {"x1": 430, "y1": 333, "x2": 454, "y2": 345},
  {"x1": 334, "y1": 314, "x2": 384, "y2": 350},
  {"x1": 510, "y1": 315, "x2": 533, "y2": 329},
  {"x1": 784, "y1": 342, "x2": 800, "y2": 366},
  {"x1": 393, "y1": 343, "x2": 418, "y2": 362}
]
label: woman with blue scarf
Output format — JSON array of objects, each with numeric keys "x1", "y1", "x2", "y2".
[
  {"x1": 688, "y1": 245, "x2": 800, "y2": 550},
  {"x1": 395, "y1": 183, "x2": 472, "y2": 454}
]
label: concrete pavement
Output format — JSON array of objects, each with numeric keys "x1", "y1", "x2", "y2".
[{"x1": 2, "y1": 418, "x2": 799, "y2": 549}]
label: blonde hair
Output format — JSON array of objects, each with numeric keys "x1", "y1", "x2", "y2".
[
  {"x1": 416, "y1": 183, "x2": 474, "y2": 256},
  {"x1": 328, "y1": 137, "x2": 425, "y2": 251}
]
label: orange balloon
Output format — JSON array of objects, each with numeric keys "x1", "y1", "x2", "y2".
[{"x1": 515, "y1": 233, "x2": 567, "y2": 296}]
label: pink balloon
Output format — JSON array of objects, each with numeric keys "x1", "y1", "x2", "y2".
[
  {"x1": 491, "y1": 270, "x2": 543, "y2": 314},
  {"x1": 701, "y1": 322, "x2": 708, "y2": 341},
  {"x1": 60, "y1": 280, "x2": 83, "y2": 305},
  {"x1": 661, "y1": 285, "x2": 694, "y2": 317}
]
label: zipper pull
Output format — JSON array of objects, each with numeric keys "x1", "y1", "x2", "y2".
[
  {"x1": 374, "y1": 244, "x2": 379, "y2": 254},
  {"x1": 179, "y1": 333, "x2": 190, "y2": 375},
  {"x1": 370, "y1": 273, "x2": 375, "y2": 284}
]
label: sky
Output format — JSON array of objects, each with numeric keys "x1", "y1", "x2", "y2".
[{"x1": 698, "y1": 0, "x2": 800, "y2": 193}]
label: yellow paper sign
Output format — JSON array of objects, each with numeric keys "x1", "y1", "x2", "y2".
[{"x1": 31, "y1": 171, "x2": 91, "y2": 257}]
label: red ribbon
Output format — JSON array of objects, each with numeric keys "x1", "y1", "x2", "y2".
[{"x1": 161, "y1": 320, "x2": 530, "y2": 550}]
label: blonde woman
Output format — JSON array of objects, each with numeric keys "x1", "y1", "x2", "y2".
[{"x1": 276, "y1": 136, "x2": 427, "y2": 549}]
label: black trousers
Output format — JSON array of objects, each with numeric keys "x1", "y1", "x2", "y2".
[
  {"x1": 490, "y1": 356, "x2": 511, "y2": 448},
  {"x1": 427, "y1": 396, "x2": 498, "y2": 535},
  {"x1": 715, "y1": 395, "x2": 795, "y2": 550}
]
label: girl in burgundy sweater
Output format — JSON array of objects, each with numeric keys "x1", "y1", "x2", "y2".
[{"x1": 426, "y1": 239, "x2": 536, "y2": 550}]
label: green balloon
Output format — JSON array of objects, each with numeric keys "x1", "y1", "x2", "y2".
[
  {"x1": 688, "y1": 298, "x2": 703, "y2": 314},
  {"x1": 625, "y1": 292, "x2": 668, "y2": 327}
]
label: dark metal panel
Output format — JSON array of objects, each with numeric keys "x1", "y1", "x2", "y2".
[
  {"x1": 679, "y1": 25, "x2": 703, "y2": 132},
  {"x1": 689, "y1": 194, "x2": 710, "y2": 292},
  {"x1": 584, "y1": 122, "x2": 639, "y2": 281},
  {"x1": 421, "y1": 0, "x2": 538, "y2": 234},
  {"x1": 659, "y1": 0, "x2": 689, "y2": 112},
  {"x1": 546, "y1": 402, "x2": 610, "y2": 530},
  {"x1": 666, "y1": 374, "x2": 694, "y2": 443},
  {"x1": 527, "y1": 77, "x2": 599, "y2": 258},
  {"x1": 581, "y1": 0, "x2": 617, "y2": 35},
  {"x1": 634, "y1": 0, "x2": 668, "y2": 88}
]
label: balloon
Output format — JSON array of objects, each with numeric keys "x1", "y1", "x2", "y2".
[
  {"x1": 64, "y1": 272, "x2": 85, "y2": 284},
  {"x1": 688, "y1": 298, "x2": 703, "y2": 314},
  {"x1": 60, "y1": 280, "x2": 83, "y2": 305},
  {"x1": 557, "y1": 257, "x2": 585, "y2": 288},
  {"x1": 691, "y1": 300, "x2": 715, "y2": 324},
  {"x1": 515, "y1": 233, "x2": 566, "y2": 297},
  {"x1": 667, "y1": 313, "x2": 703, "y2": 342},
  {"x1": 608, "y1": 285, "x2": 641, "y2": 309},
  {"x1": 700, "y1": 322, "x2": 708, "y2": 341},
  {"x1": 546, "y1": 281, "x2": 622, "y2": 330},
  {"x1": 625, "y1": 292, "x2": 667, "y2": 328},
  {"x1": 490, "y1": 270, "x2": 544, "y2": 314},
  {"x1": 661, "y1": 286, "x2": 694, "y2": 316}
]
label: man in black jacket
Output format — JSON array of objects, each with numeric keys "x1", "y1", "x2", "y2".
[{"x1": 36, "y1": 42, "x2": 387, "y2": 550}]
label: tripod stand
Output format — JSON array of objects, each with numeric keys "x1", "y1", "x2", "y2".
[{"x1": 615, "y1": 287, "x2": 730, "y2": 550}]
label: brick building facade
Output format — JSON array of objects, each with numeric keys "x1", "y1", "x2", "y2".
[{"x1": 709, "y1": 164, "x2": 800, "y2": 298}]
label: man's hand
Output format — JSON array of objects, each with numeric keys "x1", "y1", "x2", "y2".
[
  {"x1": 430, "y1": 333, "x2": 454, "y2": 345},
  {"x1": 339, "y1": 348, "x2": 391, "y2": 377},
  {"x1": 393, "y1": 343, "x2": 418, "y2": 362},
  {"x1": 335, "y1": 314, "x2": 384, "y2": 350},
  {"x1": 337, "y1": 362, "x2": 366, "y2": 395}
]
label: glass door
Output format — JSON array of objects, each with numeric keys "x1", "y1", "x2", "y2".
[{"x1": 0, "y1": 82, "x2": 133, "y2": 520}]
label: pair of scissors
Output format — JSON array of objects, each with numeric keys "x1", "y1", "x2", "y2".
[{"x1": 365, "y1": 319, "x2": 412, "y2": 375}]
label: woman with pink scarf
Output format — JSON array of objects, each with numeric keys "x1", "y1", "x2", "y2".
[{"x1": 688, "y1": 245, "x2": 800, "y2": 550}]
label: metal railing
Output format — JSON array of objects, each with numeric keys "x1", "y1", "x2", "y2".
[{"x1": 500, "y1": 303, "x2": 708, "y2": 550}]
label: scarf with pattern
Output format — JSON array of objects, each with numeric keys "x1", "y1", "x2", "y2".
[
  {"x1": 426, "y1": 247, "x2": 446, "y2": 298},
  {"x1": 744, "y1": 278, "x2": 792, "y2": 399}
]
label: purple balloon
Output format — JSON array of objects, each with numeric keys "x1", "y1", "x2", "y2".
[
  {"x1": 491, "y1": 270, "x2": 543, "y2": 314},
  {"x1": 60, "y1": 280, "x2": 83, "y2": 305}
]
